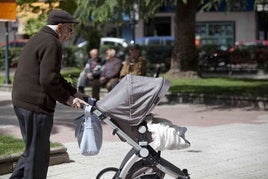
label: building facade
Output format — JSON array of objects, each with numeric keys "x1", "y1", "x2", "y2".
[
  {"x1": 1, "y1": 0, "x2": 267, "y2": 48},
  {"x1": 132, "y1": 0, "x2": 266, "y2": 49}
]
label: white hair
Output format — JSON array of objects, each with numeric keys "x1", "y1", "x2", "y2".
[{"x1": 108, "y1": 48, "x2": 116, "y2": 57}]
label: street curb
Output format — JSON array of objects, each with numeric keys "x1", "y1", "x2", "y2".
[{"x1": 0, "y1": 146, "x2": 70, "y2": 175}]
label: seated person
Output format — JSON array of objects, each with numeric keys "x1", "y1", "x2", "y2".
[
  {"x1": 77, "y1": 48, "x2": 104, "y2": 100},
  {"x1": 120, "y1": 44, "x2": 147, "y2": 78},
  {"x1": 99, "y1": 48, "x2": 122, "y2": 92}
]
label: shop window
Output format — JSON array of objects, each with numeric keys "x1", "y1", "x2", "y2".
[{"x1": 196, "y1": 21, "x2": 235, "y2": 50}]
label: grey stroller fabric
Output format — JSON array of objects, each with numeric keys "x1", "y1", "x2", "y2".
[{"x1": 96, "y1": 75, "x2": 170, "y2": 126}]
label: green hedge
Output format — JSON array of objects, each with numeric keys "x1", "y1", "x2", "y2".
[
  {"x1": 0, "y1": 46, "x2": 88, "y2": 69},
  {"x1": 0, "y1": 48, "x2": 23, "y2": 69}
]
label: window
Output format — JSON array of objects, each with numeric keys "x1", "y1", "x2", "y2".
[
  {"x1": 144, "y1": 17, "x2": 171, "y2": 36},
  {"x1": 196, "y1": 21, "x2": 235, "y2": 49}
]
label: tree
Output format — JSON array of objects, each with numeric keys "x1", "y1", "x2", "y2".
[
  {"x1": 16, "y1": 0, "x2": 59, "y2": 36},
  {"x1": 74, "y1": 0, "x2": 231, "y2": 77},
  {"x1": 169, "y1": 0, "x2": 200, "y2": 77},
  {"x1": 18, "y1": 0, "x2": 257, "y2": 77}
]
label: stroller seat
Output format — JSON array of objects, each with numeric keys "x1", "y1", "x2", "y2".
[{"x1": 111, "y1": 113, "x2": 190, "y2": 151}]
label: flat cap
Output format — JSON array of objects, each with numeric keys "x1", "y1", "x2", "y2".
[{"x1": 47, "y1": 9, "x2": 79, "y2": 25}]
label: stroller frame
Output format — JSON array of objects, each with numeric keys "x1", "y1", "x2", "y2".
[{"x1": 93, "y1": 108, "x2": 190, "y2": 179}]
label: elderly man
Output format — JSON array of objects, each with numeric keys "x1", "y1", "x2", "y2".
[
  {"x1": 99, "y1": 48, "x2": 122, "y2": 91},
  {"x1": 120, "y1": 44, "x2": 147, "y2": 78},
  {"x1": 77, "y1": 48, "x2": 104, "y2": 99},
  {"x1": 11, "y1": 9, "x2": 88, "y2": 179}
]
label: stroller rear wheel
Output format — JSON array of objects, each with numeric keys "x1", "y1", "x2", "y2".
[
  {"x1": 96, "y1": 167, "x2": 118, "y2": 179},
  {"x1": 126, "y1": 159, "x2": 165, "y2": 179}
]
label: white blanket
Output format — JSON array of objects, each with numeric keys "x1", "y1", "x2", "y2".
[{"x1": 147, "y1": 117, "x2": 190, "y2": 151}]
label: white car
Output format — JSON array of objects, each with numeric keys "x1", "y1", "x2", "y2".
[{"x1": 100, "y1": 37, "x2": 128, "y2": 48}]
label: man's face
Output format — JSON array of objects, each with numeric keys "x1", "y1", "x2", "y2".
[
  {"x1": 58, "y1": 23, "x2": 74, "y2": 43},
  {"x1": 129, "y1": 49, "x2": 139, "y2": 59},
  {"x1": 90, "y1": 50, "x2": 98, "y2": 59},
  {"x1": 106, "y1": 50, "x2": 111, "y2": 60}
]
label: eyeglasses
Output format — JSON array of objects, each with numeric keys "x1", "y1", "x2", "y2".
[
  {"x1": 66, "y1": 26, "x2": 73, "y2": 33},
  {"x1": 63, "y1": 24, "x2": 73, "y2": 33}
]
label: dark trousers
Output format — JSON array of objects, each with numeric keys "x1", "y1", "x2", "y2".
[
  {"x1": 78, "y1": 78, "x2": 100, "y2": 100},
  {"x1": 91, "y1": 78, "x2": 100, "y2": 100},
  {"x1": 10, "y1": 107, "x2": 53, "y2": 179}
]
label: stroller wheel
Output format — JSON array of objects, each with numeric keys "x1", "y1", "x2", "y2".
[
  {"x1": 126, "y1": 159, "x2": 165, "y2": 179},
  {"x1": 96, "y1": 167, "x2": 118, "y2": 179}
]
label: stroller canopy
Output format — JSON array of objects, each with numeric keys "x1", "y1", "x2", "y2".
[{"x1": 96, "y1": 75, "x2": 170, "y2": 126}]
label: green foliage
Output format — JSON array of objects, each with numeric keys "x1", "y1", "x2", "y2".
[
  {"x1": 62, "y1": 45, "x2": 89, "y2": 68},
  {"x1": 16, "y1": 0, "x2": 37, "y2": 5},
  {"x1": 199, "y1": 0, "x2": 248, "y2": 12},
  {"x1": 60, "y1": 67, "x2": 82, "y2": 86},
  {"x1": 24, "y1": 13, "x2": 47, "y2": 36},
  {"x1": 62, "y1": 46, "x2": 78, "y2": 67},
  {"x1": 84, "y1": 28, "x2": 102, "y2": 51},
  {"x1": 141, "y1": 45, "x2": 172, "y2": 72},
  {"x1": 0, "y1": 135, "x2": 25, "y2": 156},
  {"x1": 61, "y1": 67, "x2": 82, "y2": 78},
  {"x1": 59, "y1": 0, "x2": 77, "y2": 14},
  {"x1": 0, "y1": 48, "x2": 23, "y2": 69},
  {"x1": 169, "y1": 78, "x2": 268, "y2": 98},
  {"x1": 74, "y1": 0, "x2": 168, "y2": 25},
  {"x1": 0, "y1": 46, "x2": 86, "y2": 70},
  {"x1": 58, "y1": 68, "x2": 268, "y2": 99},
  {"x1": 17, "y1": 0, "x2": 59, "y2": 37}
]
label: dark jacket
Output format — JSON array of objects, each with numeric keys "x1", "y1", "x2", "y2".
[
  {"x1": 101, "y1": 57, "x2": 122, "y2": 79},
  {"x1": 12, "y1": 26, "x2": 76, "y2": 115},
  {"x1": 84, "y1": 57, "x2": 104, "y2": 79}
]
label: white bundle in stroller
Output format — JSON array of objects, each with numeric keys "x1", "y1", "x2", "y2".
[{"x1": 147, "y1": 117, "x2": 190, "y2": 151}]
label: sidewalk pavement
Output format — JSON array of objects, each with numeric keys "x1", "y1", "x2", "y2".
[{"x1": 0, "y1": 91, "x2": 268, "y2": 178}]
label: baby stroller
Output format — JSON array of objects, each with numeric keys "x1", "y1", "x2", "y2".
[{"x1": 88, "y1": 75, "x2": 190, "y2": 179}]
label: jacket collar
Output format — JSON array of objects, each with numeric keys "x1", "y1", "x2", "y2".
[{"x1": 41, "y1": 26, "x2": 59, "y2": 39}]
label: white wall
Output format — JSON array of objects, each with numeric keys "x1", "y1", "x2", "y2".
[
  {"x1": 135, "y1": 11, "x2": 256, "y2": 42},
  {"x1": 196, "y1": 11, "x2": 256, "y2": 42}
]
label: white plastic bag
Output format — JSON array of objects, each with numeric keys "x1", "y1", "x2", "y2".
[{"x1": 79, "y1": 106, "x2": 103, "y2": 156}]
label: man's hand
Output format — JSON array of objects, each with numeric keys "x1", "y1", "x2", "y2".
[
  {"x1": 67, "y1": 96, "x2": 89, "y2": 109},
  {"x1": 99, "y1": 77, "x2": 106, "y2": 84}
]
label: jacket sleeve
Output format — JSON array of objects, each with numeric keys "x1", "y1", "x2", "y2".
[
  {"x1": 120, "y1": 59, "x2": 130, "y2": 78},
  {"x1": 139, "y1": 58, "x2": 147, "y2": 76},
  {"x1": 84, "y1": 59, "x2": 91, "y2": 74}
]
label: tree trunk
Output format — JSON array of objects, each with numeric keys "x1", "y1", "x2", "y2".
[{"x1": 167, "y1": 0, "x2": 200, "y2": 78}]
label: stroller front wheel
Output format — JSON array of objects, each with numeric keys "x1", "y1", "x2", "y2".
[{"x1": 96, "y1": 167, "x2": 118, "y2": 179}]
